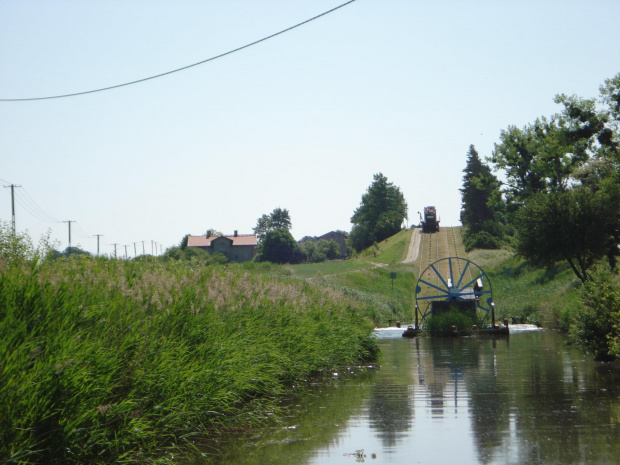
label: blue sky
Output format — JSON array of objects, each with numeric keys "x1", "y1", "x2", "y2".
[{"x1": 2, "y1": 0, "x2": 619, "y2": 256}]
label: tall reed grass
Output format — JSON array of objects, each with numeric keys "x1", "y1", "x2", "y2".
[{"x1": 0, "y1": 257, "x2": 378, "y2": 463}]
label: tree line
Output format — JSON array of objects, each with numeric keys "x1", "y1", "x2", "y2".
[
  {"x1": 460, "y1": 73, "x2": 619, "y2": 284},
  {"x1": 459, "y1": 73, "x2": 619, "y2": 361},
  {"x1": 249, "y1": 173, "x2": 408, "y2": 264}
]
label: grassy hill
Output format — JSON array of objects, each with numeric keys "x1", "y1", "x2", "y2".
[
  {"x1": 479, "y1": 250, "x2": 583, "y2": 329},
  {"x1": 284, "y1": 229, "x2": 417, "y2": 326}
]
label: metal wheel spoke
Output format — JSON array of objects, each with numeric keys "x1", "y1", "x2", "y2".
[
  {"x1": 417, "y1": 294, "x2": 451, "y2": 301},
  {"x1": 417, "y1": 279, "x2": 450, "y2": 296},
  {"x1": 448, "y1": 258, "x2": 455, "y2": 287},
  {"x1": 460, "y1": 273, "x2": 484, "y2": 292},
  {"x1": 429, "y1": 264, "x2": 450, "y2": 290},
  {"x1": 455, "y1": 260, "x2": 470, "y2": 289},
  {"x1": 477, "y1": 303, "x2": 491, "y2": 313}
]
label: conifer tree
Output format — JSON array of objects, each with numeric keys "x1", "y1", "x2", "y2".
[{"x1": 460, "y1": 145, "x2": 501, "y2": 233}]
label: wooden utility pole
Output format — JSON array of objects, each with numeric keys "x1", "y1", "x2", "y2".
[
  {"x1": 63, "y1": 220, "x2": 75, "y2": 254},
  {"x1": 94, "y1": 234, "x2": 103, "y2": 256},
  {"x1": 112, "y1": 243, "x2": 118, "y2": 258},
  {"x1": 3, "y1": 184, "x2": 21, "y2": 234}
]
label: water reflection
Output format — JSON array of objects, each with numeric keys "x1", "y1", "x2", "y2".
[
  {"x1": 369, "y1": 383, "x2": 412, "y2": 447},
  {"x1": 201, "y1": 331, "x2": 620, "y2": 465}
]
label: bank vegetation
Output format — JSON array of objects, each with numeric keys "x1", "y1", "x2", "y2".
[{"x1": 0, "y1": 229, "x2": 380, "y2": 464}]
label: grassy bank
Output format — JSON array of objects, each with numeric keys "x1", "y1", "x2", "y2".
[
  {"x1": 285, "y1": 229, "x2": 417, "y2": 326},
  {"x1": 473, "y1": 248, "x2": 619, "y2": 360},
  {"x1": 0, "y1": 258, "x2": 379, "y2": 464},
  {"x1": 467, "y1": 248, "x2": 583, "y2": 329}
]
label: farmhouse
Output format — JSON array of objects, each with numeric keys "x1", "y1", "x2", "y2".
[{"x1": 186, "y1": 231, "x2": 257, "y2": 262}]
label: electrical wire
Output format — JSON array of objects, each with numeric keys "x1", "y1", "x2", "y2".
[
  {"x1": 14, "y1": 188, "x2": 62, "y2": 223},
  {"x1": 13, "y1": 196, "x2": 54, "y2": 224},
  {"x1": 0, "y1": 0, "x2": 357, "y2": 102},
  {"x1": 18, "y1": 187, "x2": 62, "y2": 222},
  {"x1": 74, "y1": 222, "x2": 94, "y2": 240}
]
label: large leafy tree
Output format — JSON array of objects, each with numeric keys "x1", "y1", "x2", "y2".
[
  {"x1": 515, "y1": 183, "x2": 619, "y2": 282},
  {"x1": 256, "y1": 228, "x2": 299, "y2": 264},
  {"x1": 253, "y1": 208, "x2": 292, "y2": 241},
  {"x1": 491, "y1": 115, "x2": 590, "y2": 203},
  {"x1": 491, "y1": 73, "x2": 620, "y2": 279},
  {"x1": 348, "y1": 173, "x2": 408, "y2": 253},
  {"x1": 492, "y1": 75, "x2": 620, "y2": 205}
]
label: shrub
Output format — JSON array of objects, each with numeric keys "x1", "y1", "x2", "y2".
[
  {"x1": 569, "y1": 266, "x2": 620, "y2": 361},
  {"x1": 464, "y1": 230, "x2": 501, "y2": 252},
  {"x1": 425, "y1": 308, "x2": 481, "y2": 336},
  {"x1": 0, "y1": 221, "x2": 35, "y2": 265}
]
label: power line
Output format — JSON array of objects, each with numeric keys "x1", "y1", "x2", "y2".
[
  {"x1": 0, "y1": 1, "x2": 357, "y2": 102},
  {"x1": 13, "y1": 188, "x2": 62, "y2": 223},
  {"x1": 19, "y1": 187, "x2": 62, "y2": 222},
  {"x1": 12, "y1": 196, "x2": 52, "y2": 223},
  {"x1": 74, "y1": 222, "x2": 94, "y2": 240}
]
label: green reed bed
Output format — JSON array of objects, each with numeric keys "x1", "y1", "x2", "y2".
[{"x1": 0, "y1": 258, "x2": 378, "y2": 464}]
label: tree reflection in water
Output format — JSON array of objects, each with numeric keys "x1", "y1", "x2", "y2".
[{"x1": 206, "y1": 331, "x2": 620, "y2": 465}]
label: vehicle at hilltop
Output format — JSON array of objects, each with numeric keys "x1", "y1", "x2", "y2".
[{"x1": 421, "y1": 206, "x2": 439, "y2": 233}]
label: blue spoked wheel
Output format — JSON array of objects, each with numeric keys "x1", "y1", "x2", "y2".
[{"x1": 415, "y1": 257, "x2": 493, "y2": 322}]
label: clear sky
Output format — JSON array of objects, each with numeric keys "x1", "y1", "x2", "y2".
[{"x1": 2, "y1": 0, "x2": 619, "y2": 257}]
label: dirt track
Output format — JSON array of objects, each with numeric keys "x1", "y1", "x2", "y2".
[{"x1": 401, "y1": 228, "x2": 422, "y2": 263}]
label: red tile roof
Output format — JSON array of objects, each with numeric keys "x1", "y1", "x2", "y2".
[{"x1": 187, "y1": 234, "x2": 257, "y2": 247}]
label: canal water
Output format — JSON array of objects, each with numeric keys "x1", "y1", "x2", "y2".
[{"x1": 203, "y1": 329, "x2": 620, "y2": 465}]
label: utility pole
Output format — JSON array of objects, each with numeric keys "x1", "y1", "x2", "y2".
[
  {"x1": 133, "y1": 242, "x2": 137, "y2": 257},
  {"x1": 3, "y1": 184, "x2": 21, "y2": 234},
  {"x1": 151, "y1": 240, "x2": 154, "y2": 255},
  {"x1": 154, "y1": 241, "x2": 158, "y2": 255},
  {"x1": 94, "y1": 234, "x2": 103, "y2": 256},
  {"x1": 141, "y1": 240, "x2": 145, "y2": 255},
  {"x1": 63, "y1": 220, "x2": 75, "y2": 255},
  {"x1": 112, "y1": 243, "x2": 118, "y2": 258},
  {"x1": 124, "y1": 245, "x2": 128, "y2": 259}
]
